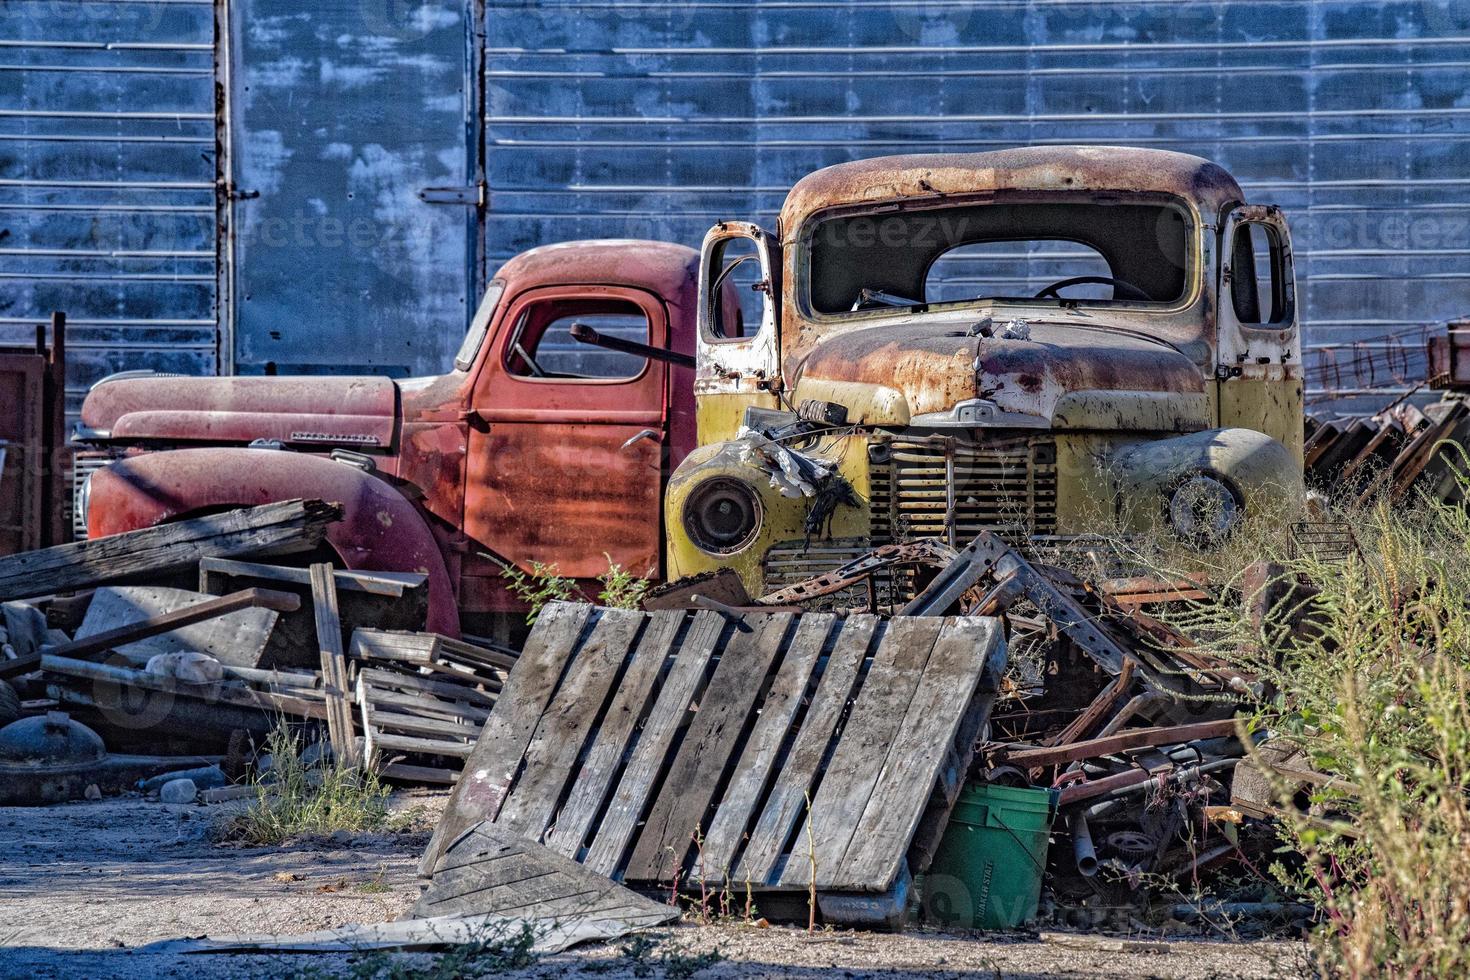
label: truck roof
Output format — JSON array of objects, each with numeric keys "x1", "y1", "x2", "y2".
[
  {"x1": 492, "y1": 239, "x2": 700, "y2": 317},
  {"x1": 778, "y1": 145, "x2": 1245, "y2": 238}
]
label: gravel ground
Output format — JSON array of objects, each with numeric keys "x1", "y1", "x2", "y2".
[{"x1": 0, "y1": 793, "x2": 1309, "y2": 979}]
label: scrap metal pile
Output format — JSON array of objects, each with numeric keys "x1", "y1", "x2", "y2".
[
  {"x1": 0, "y1": 498, "x2": 512, "y2": 805},
  {"x1": 691, "y1": 530, "x2": 1292, "y2": 928},
  {"x1": 0, "y1": 493, "x2": 1304, "y2": 934},
  {"x1": 1303, "y1": 326, "x2": 1470, "y2": 506}
]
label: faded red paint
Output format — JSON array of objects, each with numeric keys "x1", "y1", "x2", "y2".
[
  {"x1": 79, "y1": 240, "x2": 703, "y2": 632},
  {"x1": 82, "y1": 375, "x2": 397, "y2": 447}
]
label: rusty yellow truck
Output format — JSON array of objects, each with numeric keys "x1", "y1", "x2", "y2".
[{"x1": 665, "y1": 145, "x2": 1304, "y2": 597}]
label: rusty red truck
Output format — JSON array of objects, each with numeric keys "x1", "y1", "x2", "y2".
[{"x1": 74, "y1": 240, "x2": 703, "y2": 637}]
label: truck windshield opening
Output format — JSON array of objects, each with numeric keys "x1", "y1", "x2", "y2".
[{"x1": 807, "y1": 199, "x2": 1190, "y2": 316}]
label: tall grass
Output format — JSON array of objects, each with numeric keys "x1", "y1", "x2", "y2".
[
  {"x1": 220, "y1": 722, "x2": 396, "y2": 845},
  {"x1": 1147, "y1": 490, "x2": 1470, "y2": 977}
]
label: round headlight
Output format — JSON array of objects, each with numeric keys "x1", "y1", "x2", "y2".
[
  {"x1": 683, "y1": 477, "x2": 762, "y2": 555},
  {"x1": 1166, "y1": 473, "x2": 1242, "y2": 547}
]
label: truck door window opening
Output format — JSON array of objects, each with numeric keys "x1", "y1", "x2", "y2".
[
  {"x1": 807, "y1": 199, "x2": 1191, "y2": 316},
  {"x1": 705, "y1": 237, "x2": 760, "y2": 342},
  {"x1": 505, "y1": 299, "x2": 651, "y2": 381},
  {"x1": 1231, "y1": 220, "x2": 1290, "y2": 326}
]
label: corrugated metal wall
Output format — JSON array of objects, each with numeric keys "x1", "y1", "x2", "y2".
[
  {"x1": 0, "y1": 0, "x2": 220, "y2": 417},
  {"x1": 5, "y1": 2, "x2": 1468, "y2": 410},
  {"x1": 484, "y1": 0, "x2": 1470, "y2": 407},
  {"x1": 227, "y1": 0, "x2": 475, "y2": 378}
]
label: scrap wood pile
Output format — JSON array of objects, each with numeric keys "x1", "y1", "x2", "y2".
[
  {"x1": 1304, "y1": 395, "x2": 1470, "y2": 506},
  {"x1": 398, "y1": 531, "x2": 1307, "y2": 936},
  {"x1": 0, "y1": 498, "x2": 513, "y2": 805}
]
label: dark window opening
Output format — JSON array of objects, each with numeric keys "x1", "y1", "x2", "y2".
[
  {"x1": 926, "y1": 239, "x2": 1113, "y2": 303},
  {"x1": 505, "y1": 298, "x2": 650, "y2": 380},
  {"x1": 808, "y1": 199, "x2": 1190, "y2": 315},
  {"x1": 705, "y1": 236, "x2": 761, "y2": 342},
  {"x1": 1231, "y1": 221, "x2": 1289, "y2": 326}
]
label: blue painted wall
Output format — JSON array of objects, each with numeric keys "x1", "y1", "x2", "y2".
[{"x1": 4, "y1": 1, "x2": 1470, "y2": 411}]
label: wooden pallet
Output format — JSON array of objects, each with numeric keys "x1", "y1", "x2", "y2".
[
  {"x1": 424, "y1": 602, "x2": 1005, "y2": 927},
  {"x1": 358, "y1": 666, "x2": 496, "y2": 784}
]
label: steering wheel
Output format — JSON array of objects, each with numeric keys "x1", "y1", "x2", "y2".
[{"x1": 1034, "y1": 275, "x2": 1150, "y2": 302}]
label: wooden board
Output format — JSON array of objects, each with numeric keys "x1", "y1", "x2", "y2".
[
  {"x1": 692, "y1": 613, "x2": 835, "y2": 882},
  {"x1": 623, "y1": 612, "x2": 793, "y2": 883},
  {"x1": 417, "y1": 821, "x2": 676, "y2": 931},
  {"x1": 582, "y1": 610, "x2": 724, "y2": 877},
  {"x1": 783, "y1": 617, "x2": 943, "y2": 890},
  {"x1": 420, "y1": 602, "x2": 594, "y2": 875},
  {"x1": 833, "y1": 617, "x2": 1001, "y2": 889},
  {"x1": 310, "y1": 563, "x2": 359, "y2": 769},
  {"x1": 0, "y1": 498, "x2": 340, "y2": 601},
  {"x1": 425, "y1": 603, "x2": 1004, "y2": 927},
  {"x1": 496, "y1": 608, "x2": 645, "y2": 838},
  {"x1": 546, "y1": 609, "x2": 685, "y2": 860},
  {"x1": 75, "y1": 585, "x2": 280, "y2": 668},
  {"x1": 733, "y1": 614, "x2": 877, "y2": 886}
]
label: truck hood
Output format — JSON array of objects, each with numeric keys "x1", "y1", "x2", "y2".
[
  {"x1": 790, "y1": 318, "x2": 1208, "y2": 430},
  {"x1": 79, "y1": 374, "x2": 398, "y2": 449}
]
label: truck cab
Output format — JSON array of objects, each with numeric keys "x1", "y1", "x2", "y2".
[
  {"x1": 75, "y1": 240, "x2": 701, "y2": 636},
  {"x1": 665, "y1": 146, "x2": 1305, "y2": 597}
]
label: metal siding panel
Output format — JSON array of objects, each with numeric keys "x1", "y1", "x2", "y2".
[
  {"x1": 228, "y1": 0, "x2": 471, "y2": 377},
  {"x1": 0, "y1": 0, "x2": 219, "y2": 418},
  {"x1": 483, "y1": 0, "x2": 1470, "y2": 406}
]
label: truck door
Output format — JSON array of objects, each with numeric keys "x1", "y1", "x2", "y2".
[
  {"x1": 464, "y1": 285, "x2": 668, "y2": 581},
  {"x1": 1216, "y1": 205, "x2": 1305, "y2": 461}
]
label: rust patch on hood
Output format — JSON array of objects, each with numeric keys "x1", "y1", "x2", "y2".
[{"x1": 792, "y1": 318, "x2": 1204, "y2": 424}]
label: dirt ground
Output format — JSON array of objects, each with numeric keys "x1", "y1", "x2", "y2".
[{"x1": 0, "y1": 792, "x2": 1309, "y2": 979}]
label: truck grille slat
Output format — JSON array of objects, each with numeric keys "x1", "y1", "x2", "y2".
[{"x1": 870, "y1": 433, "x2": 1057, "y2": 546}]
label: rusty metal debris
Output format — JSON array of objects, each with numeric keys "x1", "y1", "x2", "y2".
[{"x1": 745, "y1": 530, "x2": 1268, "y2": 922}]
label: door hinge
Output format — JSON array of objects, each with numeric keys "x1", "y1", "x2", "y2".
[{"x1": 418, "y1": 181, "x2": 487, "y2": 208}]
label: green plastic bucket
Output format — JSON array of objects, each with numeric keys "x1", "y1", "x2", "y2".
[{"x1": 920, "y1": 782, "x2": 1059, "y2": 930}]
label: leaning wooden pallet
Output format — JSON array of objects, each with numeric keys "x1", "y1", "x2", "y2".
[{"x1": 425, "y1": 601, "x2": 1005, "y2": 928}]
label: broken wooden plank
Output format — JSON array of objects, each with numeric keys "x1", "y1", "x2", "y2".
[
  {"x1": 350, "y1": 628, "x2": 516, "y2": 675},
  {"x1": 546, "y1": 609, "x2": 685, "y2": 859},
  {"x1": 624, "y1": 612, "x2": 794, "y2": 884},
  {"x1": 734, "y1": 615, "x2": 877, "y2": 887},
  {"x1": 692, "y1": 613, "x2": 835, "y2": 883},
  {"x1": 199, "y1": 556, "x2": 426, "y2": 598},
  {"x1": 834, "y1": 617, "x2": 1002, "y2": 891},
  {"x1": 781, "y1": 616, "x2": 942, "y2": 889},
  {"x1": 496, "y1": 608, "x2": 645, "y2": 840},
  {"x1": 310, "y1": 563, "x2": 359, "y2": 769},
  {"x1": 416, "y1": 821, "x2": 677, "y2": 940},
  {"x1": 421, "y1": 601, "x2": 594, "y2": 875},
  {"x1": 582, "y1": 609, "x2": 724, "y2": 878},
  {"x1": 0, "y1": 498, "x2": 341, "y2": 601}
]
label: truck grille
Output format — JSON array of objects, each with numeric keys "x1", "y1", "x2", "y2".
[
  {"x1": 70, "y1": 450, "x2": 120, "y2": 539},
  {"x1": 869, "y1": 433, "x2": 1057, "y2": 545},
  {"x1": 762, "y1": 538, "x2": 912, "y2": 612}
]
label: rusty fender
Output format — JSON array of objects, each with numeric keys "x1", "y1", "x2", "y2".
[
  {"x1": 1108, "y1": 427, "x2": 1303, "y2": 531},
  {"x1": 88, "y1": 448, "x2": 459, "y2": 635}
]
